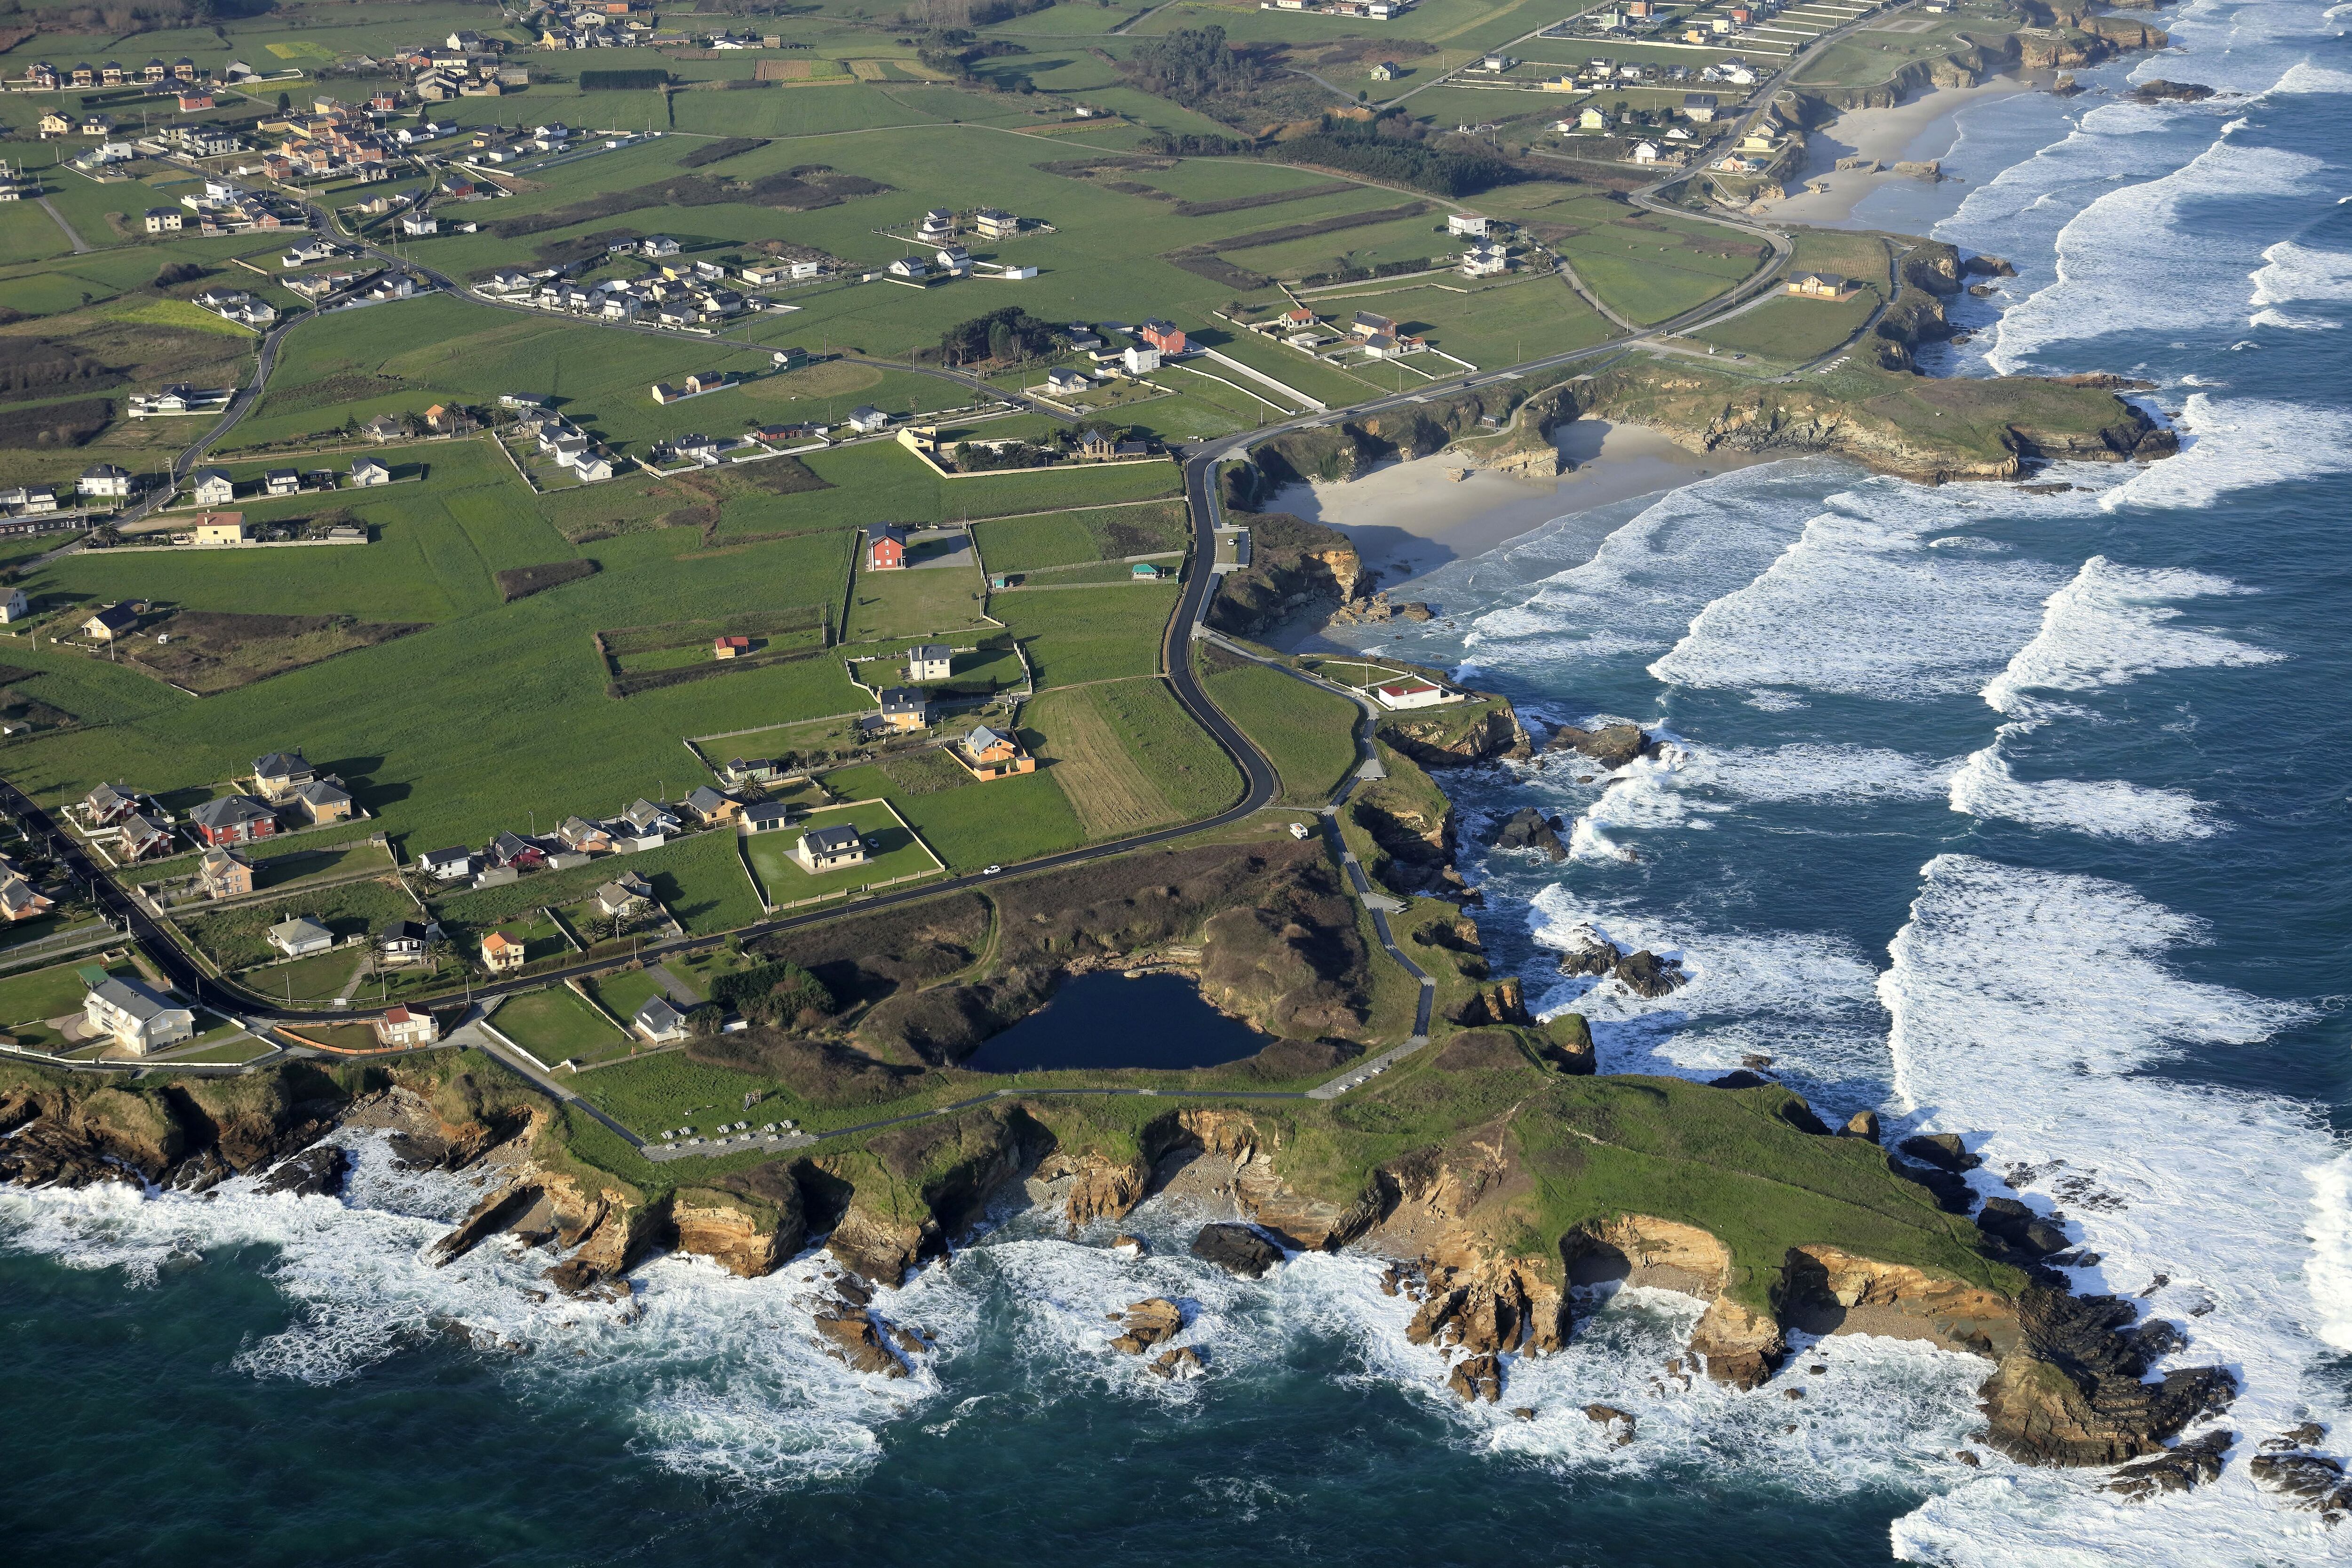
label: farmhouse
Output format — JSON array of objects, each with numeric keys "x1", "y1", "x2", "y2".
[
  {"x1": 723, "y1": 757, "x2": 780, "y2": 785},
  {"x1": 907, "y1": 644, "x2": 952, "y2": 681},
  {"x1": 374, "y1": 1005, "x2": 437, "y2": 1047},
  {"x1": 199, "y1": 847, "x2": 254, "y2": 899},
  {"x1": 350, "y1": 456, "x2": 391, "y2": 486},
  {"x1": 866, "y1": 523, "x2": 907, "y2": 570},
  {"x1": 83, "y1": 973, "x2": 194, "y2": 1054},
  {"x1": 847, "y1": 406, "x2": 890, "y2": 435},
  {"x1": 973, "y1": 207, "x2": 1018, "y2": 239},
  {"x1": 952, "y1": 724, "x2": 1035, "y2": 781},
  {"x1": 887, "y1": 256, "x2": 929, "y2": 281},
  {"x1": 792, "y1": 823, "x2": 868, "y2": 873},
  {"x1": 269, "y1": 915, "x2": 335, "y2": 958},
  {"x1": 82, "y1": 603, "x2": 139, "y2": 642},
  {"x1": 479, "y1": 931, "x2": 525, "y2": 973},
  {"x1": 188, "y1": 795, "x2": 277, "y2": 848},
  {"x1": 1137, "y1": 319, "x2": 1186, "y2": 356},
  {"x1": 713, "y1": 634, "x2": 751, "y2": 660}
]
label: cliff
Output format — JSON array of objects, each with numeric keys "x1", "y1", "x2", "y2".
[{"x1": 1204, "y1": 508, "x2": 1369, "y2": 636}]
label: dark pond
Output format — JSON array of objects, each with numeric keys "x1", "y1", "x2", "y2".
[{"x1": 961, "y1": 971, "x2": 1270, "y2": 1073}]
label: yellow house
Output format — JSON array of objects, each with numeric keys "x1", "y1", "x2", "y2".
[
  {"x1": 1788, "y1": 272, "x2": 1849, "y2": 300},
  {"x1": 1541, "y1": 74, "x2": 1578, "y2": 91},
  {"x1": 192, "y1": 511, "x2": 248, "y2": 545},
  {"x1": 480, "y1": 931, "x2": 525, "y2": 973}
]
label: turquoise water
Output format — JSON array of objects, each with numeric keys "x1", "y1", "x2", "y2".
[{"x1": 9, "y1": 4, "x2": 2352, "y2": 1562}]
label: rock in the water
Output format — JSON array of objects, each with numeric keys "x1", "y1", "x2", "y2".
[
  {"x1": 1977, "y1": 1195, "x2": 2072, "y2": 1258},
  {"x1": 1492, "y1": 806, "x2": 1568, "y2": 862},
  {"x1": 2264, "y1": 1422, "x2": 2328, "y2": 1451},
  {"x1": 1689, "y1": 1297, "x2": 1785, "y2": 1390},
  {"x1": 1842, "y1": 1111, "x2": 1882, "y2": 1143},
  {"x1": 2250, "y1": 1450, "x2": 2352, "y2": 1513},
  {"x1": 2134, "y1": 79, "x2": 2215, "y2": 101},
  {"x1": 1545, "y1": 723, "x2": 1655, "y2": 771},
  {"x1": 1108, "y1": 1297, "x2": 1185, "y2": 1355},
  {"x1": 1584, "y1": 1403, "x2": 1637, "y2": 1446},
  {"x1": 258, "y1": 1144, "x2": 349, "y2": 1198},
  {"x1": 1191, "y1": 1223, "x2": 1282, "y2": 1278},
  {"x1": 1708, "y1": 1070, "x2": 1772, "y2": 1090},
  {"x1": 1149, "y1": 1345, "x2": 1207, "y2": 1380},
  {"x1": 1554, "y1": 923, "x2": 1621, "y2": 978},
  {"x1": 1110, "y1": 1234, "x2": 1145, "y2": 1258},
  {"x1": 1511, "y1": 1406, "x2": 1537, "y2": 1421},
  {"x1": 1614, "y1": 949, "x2": 1685, "y2": 998},
  {"x1": 1898, "y1": 1133, "x2": 1979, "y2": 1173},
  {"x1": 1447, "y1": 1352, "x2": 1502, "y2": 1404},
  {"x1": 813, "y1": 1311, "x2": 908, "y2": 1378},
  {"x1": 2107, "y1": 1430, "x2": 2232, "y2": 1500},
  {"x1": 1978, "y1": 1286, "x2": 2238, "y2": 1466},
  {"x1": 1406, "y1": 1261, "x2": 1569, "y2": 1356}
]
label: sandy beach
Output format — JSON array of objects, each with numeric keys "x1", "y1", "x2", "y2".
[
  {"x1": 1770, "y1": 76, "x2": 2037, "y2": 226},
  {"x1": 1266, "y1": 421, "x2": 1767, "y2": 591}
]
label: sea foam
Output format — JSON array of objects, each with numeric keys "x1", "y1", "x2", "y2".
[{"x1": 1981, "y1": 552, "x2": 2282, "y2": 714}]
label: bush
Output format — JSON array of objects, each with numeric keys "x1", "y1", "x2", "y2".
[
  {"x1": 154, "y1": 261, "x2": 205, "y2": 288},
  {"x1": 582, "y1": 68, "x2": 668, "y2": 90},
  {"x1": 710, "y1": 959, "x2": 834, "y2": 1027}
]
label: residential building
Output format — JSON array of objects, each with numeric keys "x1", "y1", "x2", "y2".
[
  {"x1": 846, "y1": 406, "x2": 890, "y2": 435},
  {"x1": 480, "y1": 931, "x2": 525, "y2": 973},
  {"x1": 82, "y1": 782, "x2": 140, "y2": 827},
  {"x1": 1788, "y1": 272, "x2": 1847, "y2": 299},
  {"x1": 295, "y1": 779, "x2": 353, "y2": 825},
  {"x1": 640, "y1": 235, "x2": 680, "y2": 257},
  {"x1": 253, "y1": 751, "x2": 316, "y2": 802},
  {"x1": 1632, "y1": 140, "x2": 1661, "y2": 164},
  {"x1": 188, "y1": 795, "x2": 278, "y2": 847},
  {"x1": 878, "y1": 687, "x2": 931, "y2": 731},
  {"x1": 191, "y1": 469, "x2": 236, "y2": 506},
  {"x1": 918, "y1": 207, "x2": 955, "y2": 239},
  {"x1": 1130, "y1": 562, "x2": 1166, "y2": 580},
  {"x1": 374, "y1": 1005, "x2": 437, "y2": 1047},
  {"x1": 792, "y1": 823, "x2": 868, "y2": 873},
  {"x1": 619, "y1": 798, "x2": 679, "y2": 836},
  {"x1": 1682, "y1": 92, "x2": 1718, "y2": 122},
  {"x1": 193, "y1": 512, "x2": 248, "y2": 545},
  {"x1": 1579, "y1": 105, "x2": 1613, "y2": 130},
  {"x1": 1459, "y1": 244, "x2": 1509, "y2": 278},
  {"x1": 632, "y1": 995, "x2": 688, "y2": 1043},
  {"x1": 934, "y1": 246, "x2": 970, "y2": 273},
  {"x1": 350, "y1": 456, "x2": 390, "y2": 487},
  {"x1": 1447, "y1": 212, "x2": 1491, "y2": 239},
  {"x1": 973, "y1": 207, "x2": 1018, "y2": 239},
  {"x1": 0, "y1": 876, "x2": 53, "y2": 923},
  {"x1": 908, "y1": 644, "x2": 952, "y2": 681},
  {"x1": 594, "y1": 876, "x2": 650, "y2": 918},
  {"x1": 118, "y1": 814, "x2": 174, "y2": 863},
  {"x1": 78, "y1": 463, "x2": 134, "y2": 499},
  {"x1": 1351, "y1": 310, "x2": 1398, "y2": 339},
  {"x1": 418, "y1": 847, "x2": 472, "y2": 880},
  {"x1": 713, "y1": 634, "x2": 751, "y2": 660},
  {"x1": 199, "y1": 847, "x2": 254, "y2": 899},
  {"x1": 0, "y1": 588, "x2": 26, "y2": 623},
  {"x1": 379, "y1": 920, "x2": 430, "y2": 965},
  {"x1": 269, "y1": 916, "x2": 335, "y2": 957},
  {"x1": 1137, "y1": 319, "x2": 1186, "y2": 356},
  {"x1": 265, "y1": 470, "x2": 300, "y2": 497},
  {"x1": 723, "y1": 757, "x2": 780, "y2": 785},
  {"x1": 1045, "y1": 367, "x2": 1089, "y2": 397},
  {"x1": 683, "y1": 785, "x2": 741, "y2": 825},
  {"x1": 82, "y1": 603, "x2": 139, "y2": 642},
  {"x1": 556, "y1": 816, "x2": 612, "y2": 854},
  {"x1": 83, "y1": 973, "x2": 195, "y2": 1054},
  {"x1": 1121, "y1": 344, "x2": 1160, "y2": 376},
  {"x1": 487, "y1": 830, "x2": 543, "y2": 871},
  {"x1": 886, "y1": 255, "x2": 929, "y2": 281},
  {"x1": 145, "y1": 207, "x2": 183, "y2": 233},
  {"x1": 866, "y1": 523, "x2": 907, "y2": 569},
  {"x1": 953, "y1": 724, "x2": 1035, "y2": 781}
]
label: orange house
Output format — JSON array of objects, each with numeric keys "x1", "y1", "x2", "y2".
[
  {"x1": 480, "y1": 931, "x2": 525, "y2": 973},
  {"x1": 714, "y1": 635, "x2": 751, "y2": 660},
  {"x1": 866, "y1": 524, "x2": 906, "y2": 569},
  {"x1": 953, "y1": 724, "x2": 1036, "y2": 781}
]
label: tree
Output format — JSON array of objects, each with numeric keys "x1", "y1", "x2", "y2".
[{"x1": 276, "y1": 91, "x2": 291, "y2": 115}]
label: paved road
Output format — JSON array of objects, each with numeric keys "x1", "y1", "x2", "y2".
[{"x1": 37, "y1": 195, "x2": 89, "y2": 254}]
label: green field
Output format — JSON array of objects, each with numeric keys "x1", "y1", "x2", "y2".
[
  {"x1": 1690, "y1": 292, "x2": 1879, "y2": 367},
  {"x1": 1026, "y1": 678, "x2": 1241, "y2": 837},
  {"x1": 992, "y1": 584, "x2": 1179, "y2": 688},
  {"x1": 845, "y1": 552, "x2": 993, "y2": 643},
  {"x1": 1200, "y1": 658, "x2": 1363, "y2": 806},
  {"x1": 491, "y1": 984, "x2": 627, "y2": 1066},
  {"x1": 818, "y1": 762, "x2": 1085, "y2": 871}
]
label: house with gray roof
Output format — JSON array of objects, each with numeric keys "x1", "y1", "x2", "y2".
[{"x1": 83, "y1": 974, "x2": 194, "y2": 1054}]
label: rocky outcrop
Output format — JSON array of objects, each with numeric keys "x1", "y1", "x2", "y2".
[
  {"x1": 1689, "y1": 1297, "x2": 1787, "y2": 1389},
  {"x1": 1404, "y1": 1258, "x2": 1570, "y2": 1358},
  {"x1": 1841, "y1": 1111, "x2": 1881, "y2": 1142},
  {"x1": 1149, "y1": 1345, "x2": 1206, "y2": 1380},
  {"x1": 1544, "y1": 722, "x2": 1657, "y2": 771},
  {"x1": 1204, "y1": 510, "x2": 1367, "y2": 635},
  {"x1": 1192, "y1": 1222, "x2": 1283, "y2": 1277},
  {"x1": 1977, "y1": 1286, "x2": 2237, "y2": 1465},
  {"x1": 814, "y1": 1307, "x2": 909, "y2": 1378},
  {"x1": 1376, "y1": 702, "x2": 1532, "y2": 770},
  {"x1": 1586, "y1": 1404, "x2": 1637, "y2": 1446},
  {"x1": 1035, "y1": 1148, "x2": 1150, "y2": 1230},
  {"x1": 1554, "y1": 923, "x2": 1621, "y2": 978},
  {"x1": 1780, "y1": 1245, "x2": 2018, "y2": 1358},
  {"x1": 2250, "y1": 1431, "x2": 2352, "y2": 1520},
  {"x1": 1451, "y1": 978, "x2": 1532, "y2": 1029},
  {"x1": 1614, "y1": 950, "x2": 1686, "y2": 999},
  {"x1": 1108, "y1": 1297, "x2": 1184, "y2": 1354},
  {"x1": 258, "y1": 1144, "x2": 349, "y2": 1198},
  {"x1": 1539, "y1": 1012, "x2": 1596, "y2": 1075},
  {"x1": 1492, "y1": 807, "x2": 1566, "y2": 861},
  {"x1": 671, "y1": 1186, "x2": 797, "y2": 1278},
  {"x1": 826, "y1": 1200, "x2": 930, "y2": 1287},
  {"x1": 1328, "y1": 590, "x2": 1434, "y2": 627},
  {"x1": 2107, "y1": 1430, "x2": 2232, "y2": 1500},
  {"x1": 2132, "y1": 78, "x2": 2214, "y2": 100},
  {"x1": 1447, "y1": 1353, "x2": 1502, "y2": 1403}
]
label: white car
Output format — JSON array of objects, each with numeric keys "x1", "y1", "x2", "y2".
[{"x1": 983, "y1": 864, "x2": 1003, "y2": 876}]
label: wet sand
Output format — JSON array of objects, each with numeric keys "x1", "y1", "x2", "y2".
[
  {"x1": 1266, "y1": 421, "x2": 1767, "y2": 590},
  {"x1": 1771, "y1": 76, "x2": 2036, "y2": 226}
]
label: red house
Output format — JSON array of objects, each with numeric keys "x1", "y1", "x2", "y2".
[
  {"x1": 187, "y1": 795, "x2": 278, "y2": 847},
  {"x1": 1138, "y1": 318, "x2": 1186, "y2": 356},
  {"x1": 867, "y1": 524, "x2": 907, "y2": 570}
]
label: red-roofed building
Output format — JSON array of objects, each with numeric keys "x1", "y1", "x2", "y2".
[{"x1": 1137, "y1": 318, "x2": 1186, "y2": 356}]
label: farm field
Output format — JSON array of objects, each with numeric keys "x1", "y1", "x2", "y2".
[
  {"x1": 1688, "y1": 292, "x2": 1879, "y2": 367},
  {"x1": 1026, "y1": 677, "x2": 1241, "y2": 837},
  {"x1": 1199, "y1": 656, "x2": 1364, "y2": 806},
  {"x1": 819, "y1": 759, "x2": 1084, "y2": 870},
  {"x1": 991, "y1": 584, "x2": 1179, "y2": 688}
]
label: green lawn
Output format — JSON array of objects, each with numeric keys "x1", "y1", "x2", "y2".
[
  {"x1": 240, "y1": 946, "x2": 366, "y2": 1008},
  {"x1": 491, "y1": 984, "x2": 626, "y2": 1066},
  {"x1": 741, "y1": 802, "x2": 942, "y2": 906},
  {"x1": 584, "y1": 967, "x2": 667, "y2": 1027},
  {"x1": 0, "y1": 959, "x2": 127, "y2": 1028},
  {"x1": 991, "y1": 584, "x2": 1179, "y2": 688},
  {"x1": 1025, "y1": 678, "x2": 1241, "y2": 837},
  {"x1": 818, "y1": 763, "x2": 1084, "y2": 871},
  {"x1": 1690, "y1": 292, "x2": 1880, "y2": 368},
  {"x1": 1200, "y1": 658, "x2": 1363, "y2": 806},
  {"x1": 845, "y1": 553, "x2": 993, "y2": 643},
  {"x1": 179, "y1": 879, "x2": 417, "y2": 972}
]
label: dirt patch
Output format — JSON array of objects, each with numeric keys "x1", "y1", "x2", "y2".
[
  {"x1": 1168, "y1": 255, "x2": 1272, "y2": 291},
  {"x1": 1433, "y1": 1029, "x2": 1531, "y2": 1073},
  {"x1": 678, "y1": 136, "x2": 769, "y2": 168},
  {"x1": 739, "y1": 456, "x2": 832, "y2": 495},
  {"x1": 1170, "y1": 181, "x2": 1357, "y2": 218},
  {"x1": 127, "y1": 612, "x2": 423, "y2": 694},
  {"x1": 0, "y1": 396, "x2": 111, "y2": 449},
  {"x1": 0, "y1": 337, "x2": 124, "y2": 401},
  {"x1": 494, "y1": 559, "x2": 598, "y2": 602}
]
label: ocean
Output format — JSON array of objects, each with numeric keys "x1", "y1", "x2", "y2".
[{"x1": 7, "y1": 4, "x2": 2351, "y2": 1563}]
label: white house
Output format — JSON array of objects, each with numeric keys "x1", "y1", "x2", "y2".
[
  {"x1": 1459, "y1": 244, "x2": 1508, "y2": 278},
  {"x1": 417, "y1": 846, "x2": 472, "y2": 880},
  {"x1": 1631, "y1": 140, "x2": 1661, "y2": 164},
  {"x1": 1375, "y1": 678, "x2": 1454, "y2": 710},
  {"x1": 191, "y1": 469, "x2": 236, "y2": 506},
  {"x1": 907, "y1": 643, "x2": 952, "y2": 681},
  {"x1": 350, "y1": 456, "x2": 390, "y2": 486},
  {"x1": 792, "y1": 824, "x2": 868, "y2": 873},
  {"x1": 269, "y1": 916, "x2": 335, "y2": 957},
  {"x1": 846, "y1": 406, "x2": 889, "y2": 435},
  {"x1": 1121, "y1": 344, "x2": 1160, "y2": 376},
  {"x1": 0, "y1": 588, "x2": 25, "y2": 623},
  {"x1": 83, "y1": 975, "x2": 195, "y2": 1054},
  {"x1": 1446, "y1": 212, "x2": 1490, "y2": 238},
  {"x1": 633, "y1": 995, "x2": 688, "y2": 1043},
  {"x1": 1045, "y1": 367, "x2": 1089, "y2": 396}
]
